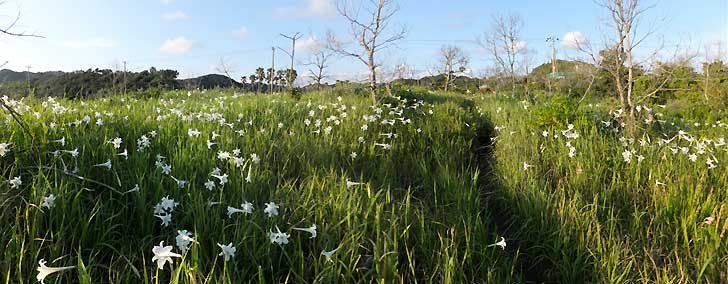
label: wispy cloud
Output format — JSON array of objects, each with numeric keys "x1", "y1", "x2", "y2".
[
  {"x1": 231, "y1": 26, "x2": 249, "y2": 40},
  {"x1": 562, "y1": 31, "x2": 587, "y2": 49},
  {"x1": 161, "y1": 10, "x2": 189, "y2": 21},
  {"x1": 296, "y1": 36, "x2": 323, "y2": 53},
  {"x1": 274, "y1": 0, "x2": 335, "y2": 18},
  {"x1": 159, "y1": 36, "x2": 194, "y2": 55},
  {"x1": 161, "y1": 0, "x2": 175, "y2": 4},
  {"x1": 60, "y1": 38, "x2": 118, "y2": 49}
]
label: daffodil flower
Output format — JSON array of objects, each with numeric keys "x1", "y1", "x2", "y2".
[
  {"x1": 268, "y1": 226, "x2": 290, "y2": 245},
  {"x1": 151, "y1": 241, "x2": 182, "y2": 270},
  {"x1": 52, "y1": 137, "x2": 66, "y2": 146},
  {"x1": 212, "y1": 174, "x2": 228, "y2": 185},
  {"x1": 217, "y1": 242, "x2": 236, "y2": 261},
  {"x1": 321, "y1": 248, "x2": 338, "y2": 260},
  {"x1": 41, "y1": 194, "x2": 56, "y2": 209},
  {"x1": 109, "y1": 137, "x2": 122, "y2": 149},
  {"x1": 9, "y1": 176, "x2": 22, "y2": 189},
  {"x1": 293, "y1": 224, "x2": 317, "y2": 239},
  {"x1": 93, "y1": 159, "x2": 112, "y2": 170},
  {"x1": 487, "y1": 237, "x2": 506, "y2": 250},
  {"x1": 0, "y1": 142, "x2": 11, "y2": 157},
  {"x1": 176, "y1": 230, "x2": 197, "y2": 253},
  {"x1": 264, "y1": 202, "x2": 279, "y2": 217},
  {"x1": 346, "y1": 180, "x2": 362, "y2": 188},
  {"x1": 37, "y1": 259, "x2": 75, "y2": 284}
]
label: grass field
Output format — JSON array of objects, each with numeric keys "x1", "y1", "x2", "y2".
[{"x1": 0, "y1": 89, "x2": 726, "y2": 283}]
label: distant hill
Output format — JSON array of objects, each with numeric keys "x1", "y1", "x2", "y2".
[
  {"x1": 180, "y1": 74, "x2": 245, "y2": 90},
  {"x1": 0, "y1": 68, "x2": 252, "y2": 98}
]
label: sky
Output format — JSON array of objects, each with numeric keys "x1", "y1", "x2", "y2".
[{"x1": 0, "y1": 0, "x2": 726, "y2": 83}]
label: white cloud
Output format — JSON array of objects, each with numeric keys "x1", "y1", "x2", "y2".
[
  {"x1": 274, "y1": 0, "x2": 335, "y2": 18},
  {"x1": 296, "y1": 36, "x2": 323, "y2": 53},
  {"x1": 60, "y1": 38, "x2": 118, "y2": 49},
  {"x1": 159, "y1": 36, "x2": 194, "y2": 55},
  {"x1": 161, "y1": 10, "x2": 189, "y2": 21},
  {"x1": 161, "y1": 0, "x2": 175, "y2": 4},
  {"x1": 514, "y1": 40, "x2": 527, "y2": 52},
  {"x1": 562, "y1": 31, "x2": 587, "y2": 49},
  {"x1": 231, "y1": 26, "x2": 249, "y2": 40}
]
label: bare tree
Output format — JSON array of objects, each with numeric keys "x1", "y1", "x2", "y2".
[
  {"x1": 215, "y1": 57, "x2": 237, "y2": 88},
  {"x1": 327, "y1": 0, "x2": 407, "y2": 103},
  {"x1": 478, "y1": 13, "x2": 524, "y2": 98},
  {"x1": 439, "y1": 45, "x2": 469, "y2": 91},
  {"x1": 596, "y1": 0, "x2": 662, "y2": 134},
  {"x1": 305, "y1": 50, "x2": 333, "y2": 90}
]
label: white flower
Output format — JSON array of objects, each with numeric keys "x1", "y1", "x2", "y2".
[
  {"x1": 110, "y1": 137, "x2": 122, "y2": 149},
  {"x1": 227, "y1": 206, "x2": 245, "y2": 218},
  {"x1": 264, "y1": 202, "x2": 279, "y2": 217},
  {"x1": 161, "y1": 164, "x2": 172, "y2": 175},
  {"x1": 321, "y1": 248, "x2": 338, "y2": 260},
  {"x1": 217, "y1": 151, "x2": 231, "y2": 161},
  {"x1": 241, "y1": 201, "x2": 254, "y2": 214},
  {"x1": 94, "y1": 159, "x2": 112, "y2": 170},
  {"x1": 205, "y1": 180, "x2": 215, "y2": 191},
  {"x1": 0, "y1": 142, "x2": 11, "y2": 157},
  {"x1": 250, "y1": 153, "x2": 260, "y2": 164},
  {"x1": 124, "y1": 184, "x2": 140, "y2": 194},
  {"x1": 117, "y1": 149, "x2": 128, "y2": 160},
  {"x1": 63, "y1": 148, "x2": 79, "y2": 158},
  {"x1": 36, "y1": 259, "x2": 75, "y2": 284},
  {"x1": 187, "y1": 129, "x2": 201, "y2": 137},
  {"x1": 358, "y1": 136, "x2": 365, "y2": 143},
  {"x1": 212, "y1": 174, "x2": 228, "y2": 185},
  {"x1": 361, "y1": 124, "x2": 368, "y2": 131},
  {"x1": 346, "y1": 179, "x2": 362, "y2": 188},
  {"x1": 487, "y1": 237, "x2": 506, "y2": 250},
  {"x1": 211, "y1": 131, "x2": 220, "y2": 140},
  {"x1": 9, "y1": 176, "x2": 22, "y2": 189},
  {"x1": 52, "y1": 137, "x2": 66, "y2": 146},
  {"x1": 268, "y1": 226, "x2": 290, "y2": 245},
  {"x1": 350, "y1": 152, "x2": 358, "y2": 159},
  {"x1": 293, "y1": 224, "x2": 317, "y2": 239},
  {"x1": 245, "y1": 165, "x2": 253, "y2": 183},
  {"x1": 41, "y1": 194, "x2": 56, "y2": 209},
  {"x1": 522, "y1": 162, "x2": 534, "y2": 171},
  {"x1": 375, "y1": 143, "x2": 391, "y2": 150},
  {"x1": 622, "y1": 149, "x2": 633, "y2": 163},
  {"x1": 154, "y1": 213, "x2": 172, "y2": 227},
  {"x1": 151, "y1": 241, "x2": 182, "y2": 270},
  {"x1": 217, "y1": 242, "x2": 236, "y2": 261},
  {"x1": 176, "y1": 230, "x2": 196, "y2": 253}
]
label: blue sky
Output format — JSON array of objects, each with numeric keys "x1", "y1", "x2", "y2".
[{"x1": 1, "y1": 0, "x2": 726, "y2": 82}]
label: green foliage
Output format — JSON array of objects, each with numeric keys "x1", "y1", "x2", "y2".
[{"x1": 531, "y1": 95, "x2": 578, "y2": 129}]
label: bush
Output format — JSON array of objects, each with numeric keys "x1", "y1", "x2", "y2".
[{"x1": 531, "y1": 95, "x2": 578, "y2": 129}]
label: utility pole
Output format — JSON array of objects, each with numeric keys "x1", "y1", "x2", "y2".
[
  {"x1": 546, "y1": 37, "x2": 559, "y2": 95},
  {"x1": 122, "y1": 61, "x2": 127, "y2": 95},
  {"x1": 270, "y1": 47, "x2": 275, "y2": 95},
  {"x1": 25, "y1": 65, "x2": 31, "y2": 96},
  {"x1": 280, "y1": 32, "x2": 302, "y2": 92}
]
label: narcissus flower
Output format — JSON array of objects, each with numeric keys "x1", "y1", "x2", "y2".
[
  {"x1": 264, "y1": 202, "x2": 279, "y2": 217},
  {"x1": 0, "y1": 142, "x2": 11, "y2": 157},
  {"x1": 176, "y1": 230, "x2": 197, "y2": 253},
  {"x1": 268, "y1": 226, "x2": 290, "y2": 245},
  {"x1": 37, "y1": 259, "x2": 75, "y2": 284},
  {"x1": 41, "y1": 194, "x2": 56, "y2": 209},
  {"x1": 487, "y1": 237, "x2": 506, "y2": 250},
  {"x1": 9, "y1": 176, "x2": 22, "y2": 189},
  {"x1": 151, "y1": 241, "x2": 182, "y2": 270},
  {"x1": 217, "y1": 242, "x2": 236, "y2": 261},
  {"x1": 293, "y1": 224, "x2": 317, "y2": 239}
]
